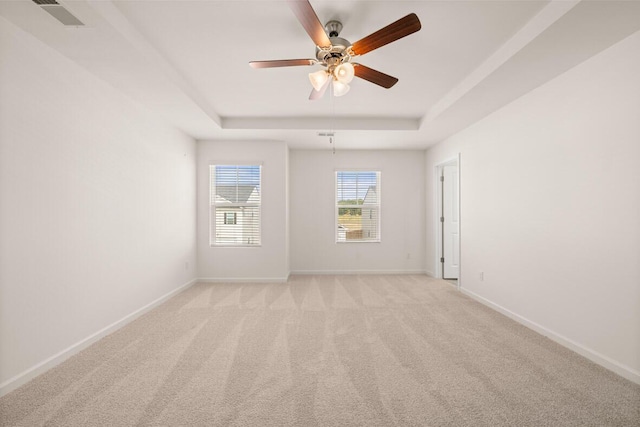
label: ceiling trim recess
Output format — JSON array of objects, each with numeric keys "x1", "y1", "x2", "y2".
[
  {"x1": 86, "y1": 0, "x2": 222, "y2": 128},
  {"x1": 221, "y1": 117, "x2": 420, "y2": 131},
  {"x1": 422, "y1": 0, "x2": 580, "y2": 128},
  {"x1": 419, "y1": 0, "x2": 640, "y2": 146},
  {"x1": 46, "y1": 0, "x2": 638, "y2": 145},
  {"x1": 86, "y1": 0, "x2": 581, "y2": 136}
]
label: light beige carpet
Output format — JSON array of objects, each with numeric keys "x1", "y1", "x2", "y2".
[{"x1": 1, "y1": 275, "x2": 638, "y2": 426}]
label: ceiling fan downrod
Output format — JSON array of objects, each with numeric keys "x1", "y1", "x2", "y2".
[{"x1": 325, "y1": 20, "x2": 342, "y2": 38}]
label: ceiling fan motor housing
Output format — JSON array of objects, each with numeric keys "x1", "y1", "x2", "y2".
[
  {"x1": 315, "y1": 36, "x2": 352, "y2": 65},
  {"x1": 313, "y1": 20, "x2": 352, "y2": 66}
]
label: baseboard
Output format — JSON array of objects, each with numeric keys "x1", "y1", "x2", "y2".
[
  {"x1": 289, "y1": 269, "x2": 428, "y2": 275},
  {"x1": 460, "y1": 287, "x2": 640, "y2": 386},
  {"x1": 0, "y1": 278, "x2": 198, "y2": 397},
  {"x1": 424, "y1": 270, "x2": 435, "y2": 278},
  {"x1": 198, "y1": 276, "x2": 289, "y2": 283}
]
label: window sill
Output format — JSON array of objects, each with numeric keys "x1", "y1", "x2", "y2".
[{"x1": 210, "y1": 244, "x2": 262, "y2": 248}]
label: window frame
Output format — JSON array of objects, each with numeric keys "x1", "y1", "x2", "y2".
[
  {"x1": 335, "y1": 170, "x2": 381, "y2": 243},
  {"x1": 209, "y1": 164, "x2": 262, "y2": 247}
]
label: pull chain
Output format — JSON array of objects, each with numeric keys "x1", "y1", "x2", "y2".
[{"x1": 330, "y1": 80, "x2": 336, "y2": 154}]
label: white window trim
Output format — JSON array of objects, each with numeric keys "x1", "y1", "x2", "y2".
[
  {"x1": 335, "y1": 170, "x2": 381, "y2": 243},
  {"x1": 209, "y1": 164, "x2": 262, "y2": 247}
]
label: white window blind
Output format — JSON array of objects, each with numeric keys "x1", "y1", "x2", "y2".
[
  {"x1": 336, "y1": 171, "x2": 380, "y2": 242},
  {"x1": 210, "y1": 165, "x2": 261, "y2": 246}
]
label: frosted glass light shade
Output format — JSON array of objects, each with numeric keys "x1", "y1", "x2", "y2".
[
  {"x1": 310, "y1": 77, "x2": 331, "y2": 100},
  {"x1": 332, "y1": 80, "x2": 350, "y2": 97},
  {"x1": 334, "y1": 63, "x2": 355, "y2": 83},
  {"x1": 309, "y1": 70, "x2": 329, "y2": 91}
]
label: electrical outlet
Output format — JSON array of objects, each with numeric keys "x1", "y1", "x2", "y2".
[
  {"x1": 406, "y1": 253, "x2": 411, "y2": 259},
  {"x1": 479, "y1": 272, "x2": 484, "y2": 281}
]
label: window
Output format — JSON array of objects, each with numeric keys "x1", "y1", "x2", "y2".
[
  {"x1": 210, "y1": 165, "x2": 261, "y2": 246},
  {"x1": 223, "y1": 212, "x2": 237, "y2": 225},
  {"x1": 336, "y1": 171, "x2": 380, "y2": 242}
]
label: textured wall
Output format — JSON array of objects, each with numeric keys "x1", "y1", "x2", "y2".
[
  {"x1": 425, "y1": 31, "x2": 640, "y2": 381},
  {"x1": 0, "y1": 18, "x2": 197, "y2": 389},
  {"x1": 290, "y1": 150, "x2": 426, "y2": 274},
  {"x1": 196, "y1": 140, "x2": 289, "y2": 281}
]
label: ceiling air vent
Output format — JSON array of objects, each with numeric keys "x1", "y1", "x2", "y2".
[{"x1": 32, "y1": 0, "x2": 84, "y2": 26}]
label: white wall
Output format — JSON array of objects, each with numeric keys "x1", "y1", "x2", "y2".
[
  {"x1": 0, "y1": 18, "x2": 197, "y2": 392},
  {"x1": 290, "y1": 150, "x2": 426, "y2": 274},
  {"x1": 197, "y1": 140, "x2": 289, "y2": 281},
  {"x1": 425, "y1": 31, "x2": 640, "y2": 382}
]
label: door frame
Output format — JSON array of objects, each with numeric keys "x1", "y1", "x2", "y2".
[{"x1": 434, "y1": 154, "x2": 461, "y2": 288}]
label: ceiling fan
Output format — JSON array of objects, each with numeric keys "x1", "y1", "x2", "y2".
[{"x1": 249, "y1": 0, "x2": 421, "y2": 100}]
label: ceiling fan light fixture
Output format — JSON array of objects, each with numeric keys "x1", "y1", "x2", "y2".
[
  {"x1": 333, "y1": 62, "x2": 355, "y2": 84},
  {"x1": 250, "y1": 2, "x2": 422, "y2": 100},
  {"x1": 332, "y1": 80, "x2": 350, "y2": 97},
  {"x1": 309, "y1": 69, "x2": 329, "y2": 91},
  {"x1": 310, "y1": 77, "x2": 331, "y2": 100}
]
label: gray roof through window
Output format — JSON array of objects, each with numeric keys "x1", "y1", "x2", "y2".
[{"x1": 216, "y1": 185, "x2": 257, "y2": 203}]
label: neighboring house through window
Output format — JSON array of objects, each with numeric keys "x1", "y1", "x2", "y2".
[
  {"x1": 210, "y1": 165, "x2": 261, "y2": 246},
  {"x1": 336, "y1": 171, "x2": 381, "y2": 242}
]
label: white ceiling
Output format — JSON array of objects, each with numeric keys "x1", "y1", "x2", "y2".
[{"x1": 2, "y1": 0, "x2": 640, "y2": 149}]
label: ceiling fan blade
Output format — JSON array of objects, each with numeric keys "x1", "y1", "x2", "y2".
[
  {"x1": 249, "y1": 59, "x2": 316, "y2": 69},
  {"x1": 354, "y1": 64, "x2": 398, "y2": 88},
  {"x1": 351, "y1": 13, "x2": 421, "y2": 56},
  {"x1": 309, "y1": 78, "x2": 330, "y2": 101},
  {"x1": 287, "y1": 0, "x2": 332, "y2": 48}
]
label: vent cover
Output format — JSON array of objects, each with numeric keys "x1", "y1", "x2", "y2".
[{"x1": 32, "y1": 0, "x2": 84, "y2": 26}]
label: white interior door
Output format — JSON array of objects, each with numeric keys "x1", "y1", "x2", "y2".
[{"x1": 442, "y1": 165, "x2": 459, "y2": 279}]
